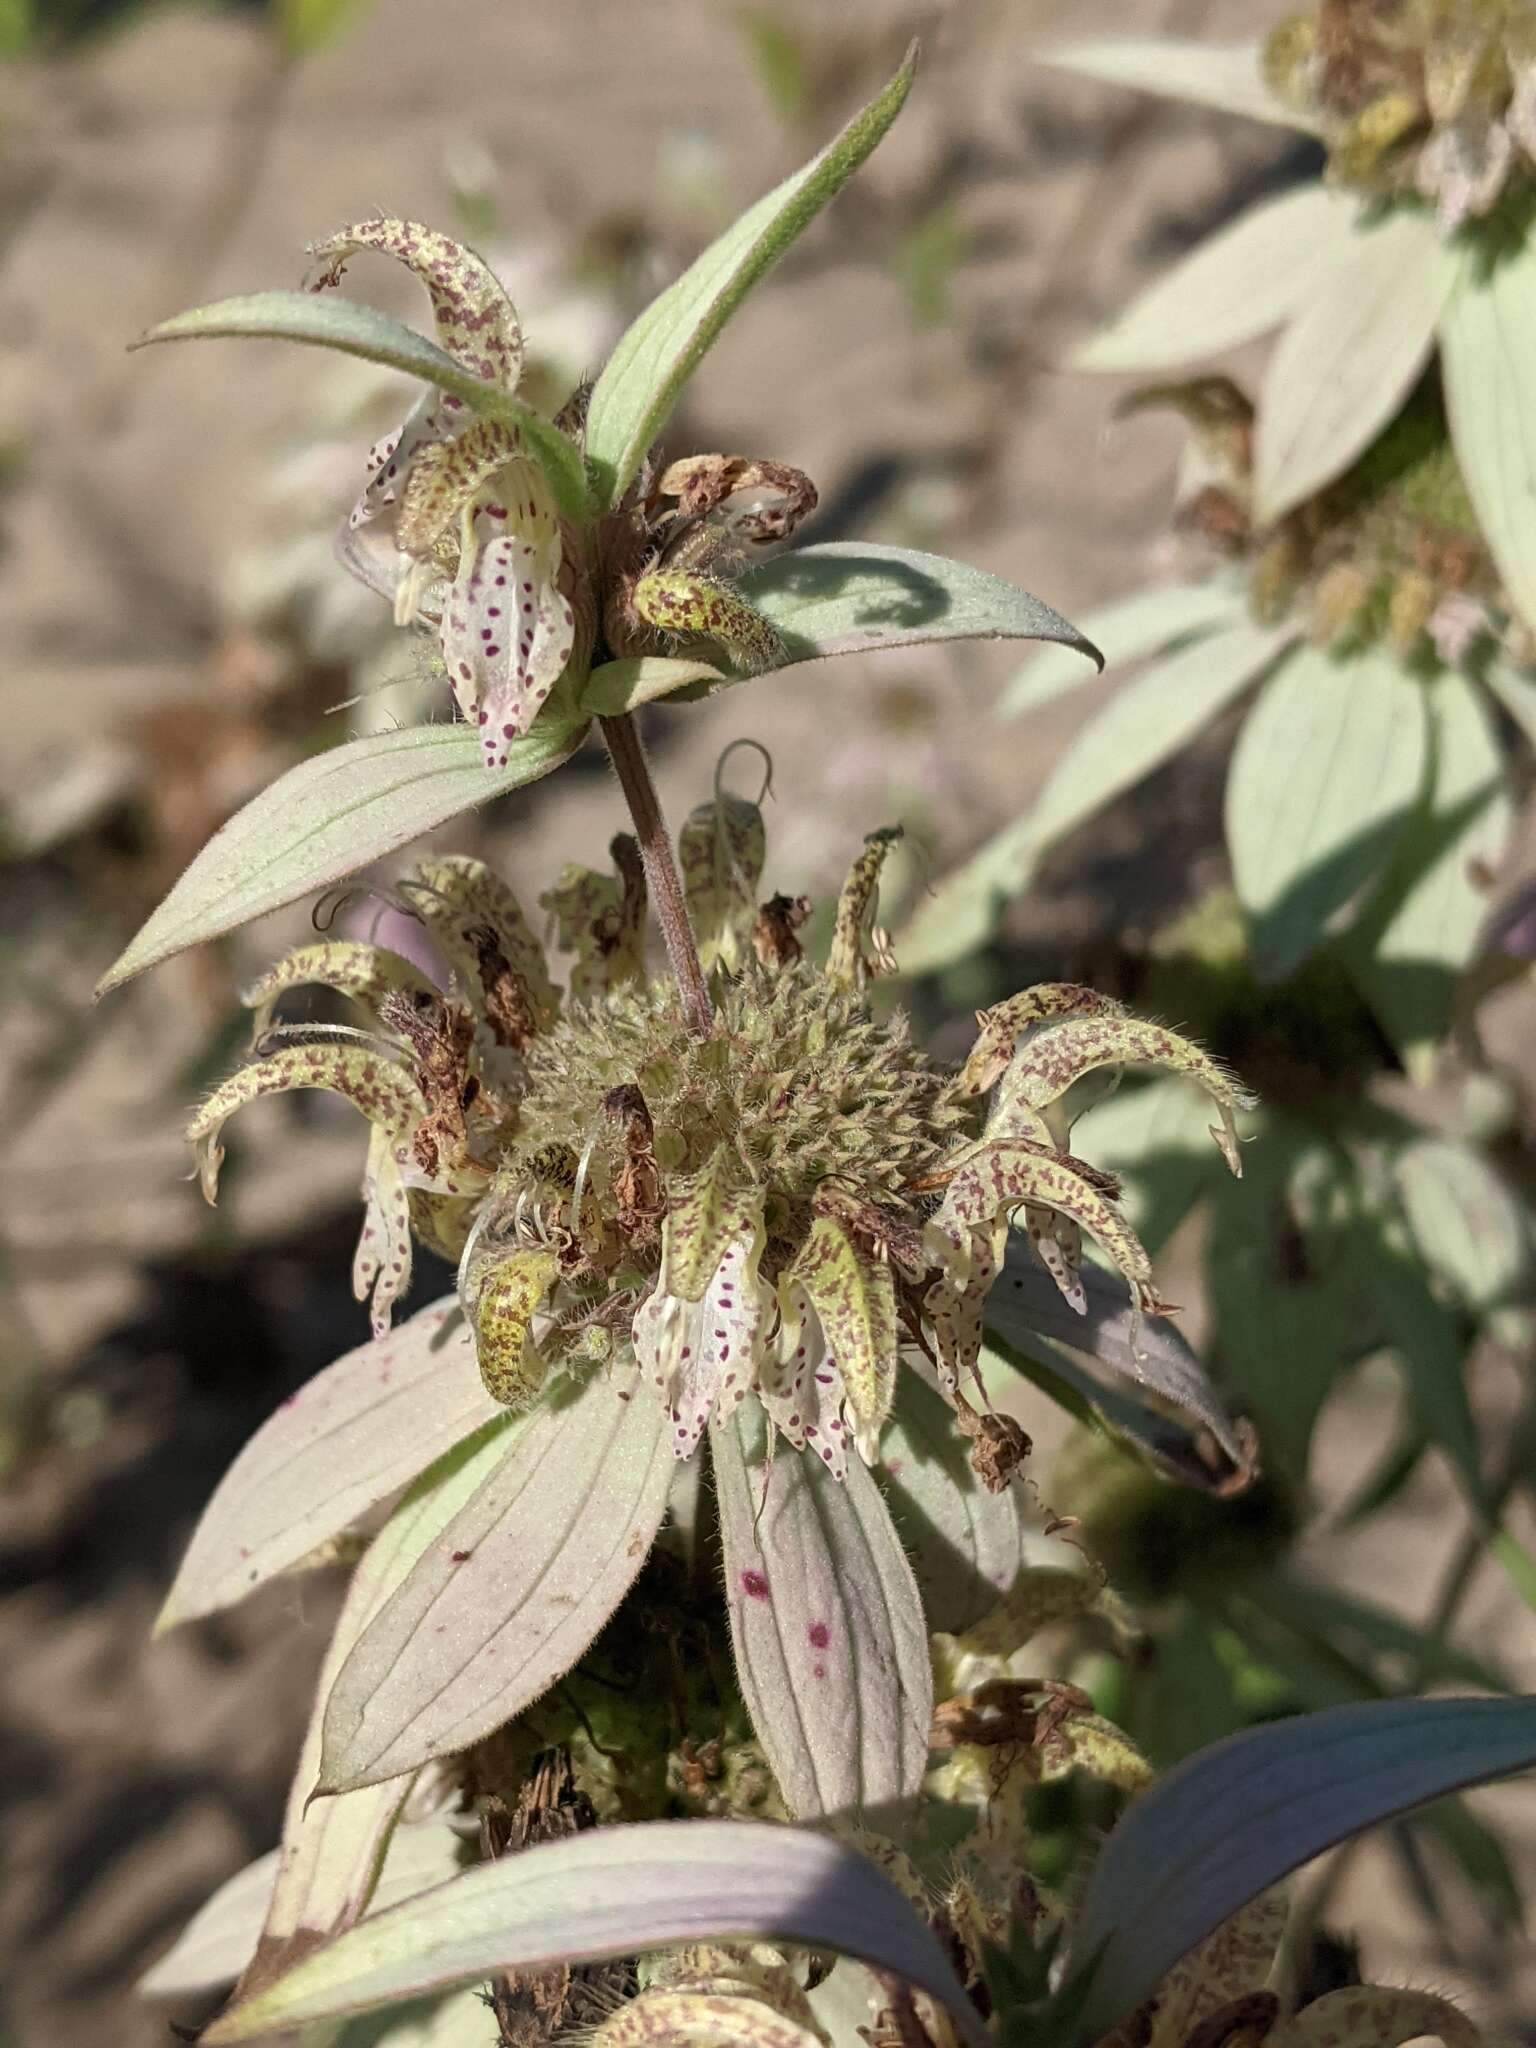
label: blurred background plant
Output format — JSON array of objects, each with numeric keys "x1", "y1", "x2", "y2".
[{"x1": 2, "y1": 2, "x2": 1535, "y2": 2043}]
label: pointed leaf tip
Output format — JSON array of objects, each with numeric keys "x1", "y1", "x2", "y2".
[{"x1": 585, "y1": 47, "x2": 918, "y2": 506}]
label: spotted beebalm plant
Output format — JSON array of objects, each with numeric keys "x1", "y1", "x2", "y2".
[
  {"x1": 112, "y1": 51, "x2": 1267, "y2": 2047},
  {"x1": 1035, "y1": 1, "x2": 1536, "y2": 636},
  {"x1": 114, "y1": 44, "x2": 1536, "y2": 2048}
]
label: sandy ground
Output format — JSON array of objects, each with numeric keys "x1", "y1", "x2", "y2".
[{"x1": 1, "y1": 2, "x2": 1534, "y2": 2042}]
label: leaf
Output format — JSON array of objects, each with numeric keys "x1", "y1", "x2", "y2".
[
  {"x1": 328, "y1": 1986, "x2": 505, "y2": 2046},
  {"x1": 239, "y1": 1438, "x2": 503, "y2": 1997},
  {"x1": 585, "y1": 49, "x2": 916, "y2": 505},
  {"x1": 132, "y1": 293, "x2": 589, "y2": 523},
  {"x1": 319, "y1": 1371, "x2": 673, "y2": 1791},
  {"x1": 1482, "y1": 656, "x2": 1536, "y2": 751},
  {"x1": 157, "y1": 1299, "x2": 500, "y2": 1632},
  {"x1": 1395, "y1": 1137, "x2": 1528, "y2": 1313},
  {"x1": 1361, "y1": 1236, "x2": 1486, "y2": 1507},
  {"x1": 1225, "y1": 644, "x2": 1427, "y2": 977},
  {"x1": 1035, "y1": 38, "x2": 1316, "y2": 129},
  {"x1": 1442, "y1": 245, "x2": 1536, "y2": 631},
  {"x1": 1070, "y1": 186, "x2": 1356, "y2": 374},
  {"x1": 983, "y1": 1247, "x2": 1250, "y2": 1478},
  {"x1": 140, "y1": 1821, "x2": 467, "y2": 1999},
  {"x1": 1256, "y1": 1575, "x2": 1508, "y2": 1695},
  {"x1": 1343, "y1": 670, "x2": 1510, "y2": 1067},
  {"x1": 898, "y1": 618, "x2": 1292, "y2": 973},
  {"x1": 1000, "y1": 583, "x2": 1241, "y2": 718},
  {"x1": 744, "y1": 542, "x2": 1102, "y2": 671},
  {"x1": 1064, "y1": 1695, "x2": 1536, "y2": 2042},
  {"x1": 201, "y1": 1820, "x2": 982, "y2": 2046},
  {"x1": 1253, "y1": 210, "x2": 1456, "y2": 521},
  {"x1": 579, "y1": 655, "x2": 728, "y2": 715},
  {"x1": 881, "y1": 1374, "x2": 1026, "y2": 1635},
  {"x1": 97, "y1": 716, "x2": 585, "y2": 994},
  {"x1": 140, "y1": 1849, "x2": 281, "y2": 1997},
  {"x1": 711, "y1": 1404, "x2": 933, "y2": 1825}
]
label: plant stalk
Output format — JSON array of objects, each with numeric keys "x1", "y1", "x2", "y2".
[{"x1": 600, "y1": 712, "x2": 713, "y2": 1039}]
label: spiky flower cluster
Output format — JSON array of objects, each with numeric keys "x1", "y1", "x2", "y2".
[
  {"x1": 316, "y1": 219, "x2": 817, "y2": 768},
  {"x1": 1147, "y1": 374, "x2": 1529, "y2": 668},
  {"x1": 1264, "y1": 0, "x2": 1536, "y2": 232},
  {"x1": 190, "y1": 786, "x2": 1250, "y2": 1486}
]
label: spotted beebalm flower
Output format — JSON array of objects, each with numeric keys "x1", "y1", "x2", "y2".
[
  {"x1": 190, "y1": 809, "x2": 1250, "y2": 1476},
  {"x1": 1038, "y1": 4, "x2": 1536, "y2": 637}
]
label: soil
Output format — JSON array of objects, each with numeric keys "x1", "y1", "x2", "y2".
[{"x1": 1, "y1": 3, "x2": 1534, "y2": 2044}]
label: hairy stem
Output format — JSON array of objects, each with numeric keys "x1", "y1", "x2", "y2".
[{"x1": 600, "y1": 713, "x2": 713, "y2": 1038}]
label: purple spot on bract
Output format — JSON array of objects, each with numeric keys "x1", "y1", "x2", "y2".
[{"x1": 741, "y1": 1570, "x2": 769, "y2": 1601}]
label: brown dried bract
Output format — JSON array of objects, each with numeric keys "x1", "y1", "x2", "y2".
[
  {"x1": 603, "y1": 1083, "x2": 667, "y2": 1246},
  {"x1": 752, "y1": 892, "x2": 813, "y2": 969},
  {"x1": 967, "y1": 1411, "x2": 1031, "y2": 1493}
]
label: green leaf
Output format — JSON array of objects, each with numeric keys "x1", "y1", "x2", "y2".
[
  {"x1": 745, "y1": 542, "x2": 1102, "y2": 670},
  {"x1": 1064, "y1": 1695, "x2": 1536, "y2": 2042},
  {"x1": 1256, "y1": 1574, "x2": 1508, "y2": 1695},
  {"x1": 132, "y1": 292, "x2": 590, "y2": 522},
  {"x1": 1036, "y1": 38, "x2": 1317, "y2": 128},
  {"x1": 240, "y1": 1434, "x2": 507, "y2": 1999},
  {"x1": 1343, "y1": 670, "x2": 1510, "y2": 1067},
  {"x1": 140, "y1": 1850, "x2": 281, "y2": 1998},
  {"x1": 327, "y1": 1987, "x2": 503, "y2": 2047},
  {"x1": 1000, "y1": 582, "x2": 1241, "y2": 718},
  {"x1": 157, "y1": 1299, "x2": 499, "y2": 1633},
  {"x1": 319, "y1": 1371, "x2": 672, "y2": 1792},
  {"x1": 1482, "y1": 656, "x2": 1536, "y2": 751},
  {"x1": 711, "y1": 1404, "x2": 933, "y2": 1825},
  {"x1": 202, "y1": 1820, "x2": 982, "y2": 2046},
  {"x1": 1363, "y1": 1237, "x2": 1486, "y2": 1506},
  {"x1": 898, "y1": 617, "x2": 1292, "y2": 972},
  {"x1": 1070, "y1": 186, "x2": 1355, "y2": 374},
  {"x1": 585, "y1": 48, "x2": 917, "y2": 506},
  {"x1": 1442, "y1": 244, "x2": 1536, "y2": 632},
  {"x1": 984, "y1": 1249, "x2": 1249, "y2": 1477},
  {"x1": 579, "y1": 654, "x2": 726, "y2": 715},
  {"x1": 1394, "y1": 1136, "x2": 1530, "y2": 1313},
  {"x1": 139, "y1": 1820, "x2": 462, "y2": 2001},
  {"x1": 1253, "y1": 209, "x2": 1456, "y2": 521},
  {"x1": 881, "y1": 1374, "x2": 1026, "y2": 1636},
  {"x1": 1225, "y1": 644, "x2": 1427, "y2": 977},
  {"x1": 97, "y1": 716, "x2": 584, "y2": 995}
]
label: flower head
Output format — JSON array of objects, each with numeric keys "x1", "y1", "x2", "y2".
[
  {"x1": 307, "y1": 218, "x2": 821, "y2": 769},
  {"x1": 1265, "y1": 0, "x2": 1536, "y2": 231},
  {"x1": 190, "y1": 791, "x2": 1251, "y2": 1485}
]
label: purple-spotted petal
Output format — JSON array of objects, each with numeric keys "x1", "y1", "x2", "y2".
[
  {"x1": 442, "y1": 487, "x2": 575, "y2": 769},
  {"x1": 636, "y1": 1226, "x2": 770, "y2": 1459},
  {"x1": 760, "y1": 1283, "x2": 852, "y2": 1481},
  {"x1": 354, "y1": 1127, "x2": 415, "y2": 1338},
  {"x1": 307, "y1": 218, "x2": 524, "y2": 390},
  {"x1": 1023, "y1": 1204, "x2": 1087, "y2": 1315}
]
